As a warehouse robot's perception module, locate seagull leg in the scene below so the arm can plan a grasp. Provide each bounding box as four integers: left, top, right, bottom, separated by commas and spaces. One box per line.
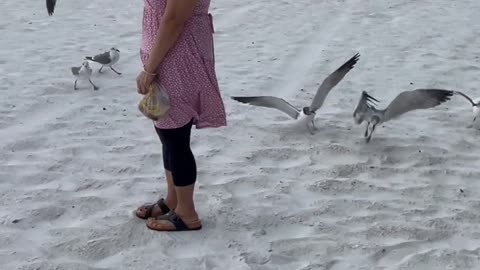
364, 122, 370, 137
307, 121, 315, 135
366, 131, 373, 143
365, 123, 376, 143
366, 134, 372, 143
110, 66, 122, 75
307, 119, 317, 135
89, 79, 99, 91
98, 66, 104, 73
74, 79, 78, 90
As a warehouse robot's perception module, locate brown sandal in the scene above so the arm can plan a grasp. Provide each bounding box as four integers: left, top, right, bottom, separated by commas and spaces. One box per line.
146, 210, 202, 231
135, 198, 171, 219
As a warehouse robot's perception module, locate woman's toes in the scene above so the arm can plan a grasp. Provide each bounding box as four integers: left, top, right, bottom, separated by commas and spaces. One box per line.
146, 218, 176, 231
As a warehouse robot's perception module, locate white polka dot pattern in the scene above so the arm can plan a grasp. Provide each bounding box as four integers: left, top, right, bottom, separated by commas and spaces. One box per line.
140, 0, 227, 129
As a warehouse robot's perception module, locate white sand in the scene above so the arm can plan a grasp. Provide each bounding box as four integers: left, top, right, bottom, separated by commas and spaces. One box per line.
2, 0, 480, 269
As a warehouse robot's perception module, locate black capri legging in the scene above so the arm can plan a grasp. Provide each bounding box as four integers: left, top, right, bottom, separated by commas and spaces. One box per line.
154, 119, 197, 187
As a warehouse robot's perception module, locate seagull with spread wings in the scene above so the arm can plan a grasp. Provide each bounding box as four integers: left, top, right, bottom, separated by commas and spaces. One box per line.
231, 53, 360, 134
353, 89, 454, 142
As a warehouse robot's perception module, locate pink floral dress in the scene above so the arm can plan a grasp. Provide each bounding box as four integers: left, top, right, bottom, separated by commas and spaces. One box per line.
140, 0, 227, 129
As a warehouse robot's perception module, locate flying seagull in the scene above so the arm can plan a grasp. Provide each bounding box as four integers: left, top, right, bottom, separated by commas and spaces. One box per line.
352, 89, 454, 143
71, 61, 99, 90
46, 0, 56, 15
231, 53, 360, 134
85, 48, 121, 75
453, 91, 480, 124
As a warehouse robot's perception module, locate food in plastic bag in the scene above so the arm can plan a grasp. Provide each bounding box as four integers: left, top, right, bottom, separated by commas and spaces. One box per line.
138, 80, 170, 121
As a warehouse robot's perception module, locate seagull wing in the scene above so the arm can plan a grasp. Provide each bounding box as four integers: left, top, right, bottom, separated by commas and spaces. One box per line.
382, 89, 454, 122
86, 51, 111, 64
454, 91, 476, 106
354, 90, 379, 115
231, 96, 300, 119
46, 0, 56, 15
309, 53, 360, 112
71, 66, 81, 75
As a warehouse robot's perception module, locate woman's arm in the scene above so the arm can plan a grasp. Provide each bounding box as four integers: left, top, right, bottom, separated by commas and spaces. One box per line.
143, 0, 198, 73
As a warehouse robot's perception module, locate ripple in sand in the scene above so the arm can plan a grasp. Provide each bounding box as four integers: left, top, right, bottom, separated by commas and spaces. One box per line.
11, 205, 66, 229
395, 248, 480, 270
49, 220, 154, 262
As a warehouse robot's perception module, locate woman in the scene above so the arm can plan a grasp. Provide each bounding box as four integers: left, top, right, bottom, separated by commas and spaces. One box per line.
135, 0, 226, 231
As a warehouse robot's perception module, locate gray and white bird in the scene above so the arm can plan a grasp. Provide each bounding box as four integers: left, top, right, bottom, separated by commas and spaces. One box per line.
453, 91, 480, 124
352, 89, 454, 143
46, 0, 56, 15
85, 48, 121, 75
71, 61, 99, 90
231, 53, 360, 134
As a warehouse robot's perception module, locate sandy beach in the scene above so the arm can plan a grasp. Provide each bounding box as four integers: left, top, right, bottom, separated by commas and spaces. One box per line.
1, 0, 480, 269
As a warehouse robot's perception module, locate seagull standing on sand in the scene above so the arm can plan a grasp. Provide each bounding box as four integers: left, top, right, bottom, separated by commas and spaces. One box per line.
231, 53, 360, 134
46, 0, 56, 15
453, 91, 480, 124
85, 48, 122, 75
71, 61, 99, 90
352, 89, 454, 142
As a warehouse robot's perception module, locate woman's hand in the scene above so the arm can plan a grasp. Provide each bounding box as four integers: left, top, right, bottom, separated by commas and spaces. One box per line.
137, 0, 197, 95
136, 69, 156, 95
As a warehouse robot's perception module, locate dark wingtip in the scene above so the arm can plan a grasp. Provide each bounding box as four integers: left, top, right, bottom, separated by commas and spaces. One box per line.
362, 90, 379, 103
435, 89, 455, 103
231, 96, 249, 103
336, 53, 361, 73
46, 0, 56, 16
347, 52, 361, 67
360, 91, 379, 110
352, 52, 361, 62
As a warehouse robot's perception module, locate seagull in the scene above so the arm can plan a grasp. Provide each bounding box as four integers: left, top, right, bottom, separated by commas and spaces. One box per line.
231, 53, 360, 134
453, 91, 480, 124
84, 48, 121, 75
71, 61, 99, 90
352, 89, 454, 143
46, 0, 56, 15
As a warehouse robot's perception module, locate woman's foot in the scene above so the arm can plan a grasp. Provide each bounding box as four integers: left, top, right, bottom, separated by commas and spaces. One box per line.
135, 198, 174, 219
146, 210, 202, 231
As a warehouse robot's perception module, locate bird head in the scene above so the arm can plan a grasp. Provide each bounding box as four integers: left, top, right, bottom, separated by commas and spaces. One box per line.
110, 47, 120, 53
352, 108, 366, 125
302, 107, 315, 116
82, 61, 90, 68
352, 112, 363, 124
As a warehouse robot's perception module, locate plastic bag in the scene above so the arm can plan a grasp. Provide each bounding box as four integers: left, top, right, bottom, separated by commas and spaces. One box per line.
138, 81, 170, 121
